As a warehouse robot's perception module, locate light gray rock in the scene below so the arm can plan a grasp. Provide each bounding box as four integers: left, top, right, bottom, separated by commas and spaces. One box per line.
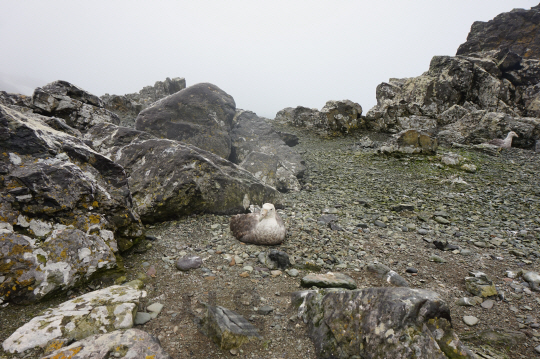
292, 287, 473, 358
198, 305, 261, 350
2, 281, 146, 353
301, 272, 357, 290
463, 316, 479, 326
366, 263, 409, 287
176, 256, 203, 271
523, 271, 540, 291
40, 329, 171, 359
134, 312, 152, 325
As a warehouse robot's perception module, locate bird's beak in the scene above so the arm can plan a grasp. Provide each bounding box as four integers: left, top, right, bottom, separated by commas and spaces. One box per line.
260, 209, 268, 218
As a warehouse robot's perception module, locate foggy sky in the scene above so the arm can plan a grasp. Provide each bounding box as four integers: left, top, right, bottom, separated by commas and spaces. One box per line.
1, 0, 538, 118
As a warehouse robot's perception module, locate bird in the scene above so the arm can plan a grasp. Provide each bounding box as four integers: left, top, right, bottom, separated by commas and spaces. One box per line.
230, 203, 286, 245
488, 131, 518, 148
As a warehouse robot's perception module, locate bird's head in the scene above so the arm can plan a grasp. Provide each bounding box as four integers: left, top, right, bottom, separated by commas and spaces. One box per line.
260, 203, 276, 220
508, 131, 519, 138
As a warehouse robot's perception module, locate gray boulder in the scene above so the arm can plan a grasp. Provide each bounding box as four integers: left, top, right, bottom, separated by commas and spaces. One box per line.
135, 82, 236, 159
40, 329, 171, 359
230, 110, 305, 192
31, 80, 120, 131
101, 77, 186, 127
2, 281, 145, 353
293, 287, 474, 359
378, 129, 438, 156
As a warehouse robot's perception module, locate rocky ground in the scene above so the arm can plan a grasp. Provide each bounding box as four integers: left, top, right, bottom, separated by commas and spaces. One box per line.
1, 126, 540, 359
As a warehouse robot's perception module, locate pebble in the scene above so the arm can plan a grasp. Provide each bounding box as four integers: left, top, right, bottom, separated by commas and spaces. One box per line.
147, 303, 164, 318
286, 269, 299, 277
463, 316, 479, 326
134, 312, 152, 325
176, 256, 203, 271
374, 220, 387, 228
242, 266, 254, 272
257, 305, 274, 315
434, 216, 450, 225
480, 299, 494, 309
460, 249, 473, 256
535, 345, 540, 354
430, 255, 446, 263
270, 270, 282, 277
405, 268, 418, 274
417, 228, 428, 235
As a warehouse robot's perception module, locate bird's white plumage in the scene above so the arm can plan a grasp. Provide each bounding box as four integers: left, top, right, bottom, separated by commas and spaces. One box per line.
230, 203, 286, 245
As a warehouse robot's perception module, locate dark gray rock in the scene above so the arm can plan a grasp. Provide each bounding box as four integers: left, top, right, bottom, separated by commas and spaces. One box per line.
30, 80, 120, 131
102, 77, 186, 127
135, 82, 236, 159
268, 250, 291, 270
176, 256, 203, 271
367, 263, 409, 287
456, 5, 540, 59
293, 287, 474, 359
198, 305, 261, 350
41, 329, 171, 359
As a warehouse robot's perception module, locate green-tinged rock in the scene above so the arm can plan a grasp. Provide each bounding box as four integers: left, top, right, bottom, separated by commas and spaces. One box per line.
301, 272, 357, 289
465, 271, 498, 298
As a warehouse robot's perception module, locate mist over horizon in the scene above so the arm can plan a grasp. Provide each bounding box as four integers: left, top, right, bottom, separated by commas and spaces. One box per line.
1, 0, 539, 118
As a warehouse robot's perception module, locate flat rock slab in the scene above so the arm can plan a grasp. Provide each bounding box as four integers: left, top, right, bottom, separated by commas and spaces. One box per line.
40, 329, 171, 359
301, 272, 357, 289
2, 281, 146, 353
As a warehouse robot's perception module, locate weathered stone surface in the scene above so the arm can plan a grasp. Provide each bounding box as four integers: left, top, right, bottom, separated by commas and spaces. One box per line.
293, 287, 473, 359
199, 305, 261, 350
275, 100, 363, 136
230, 110, 305, 192
301, 272, 357, 289
460, 329, 526, 349
102, 77, 186, 127
135, 82, 236, 159
40, 329, 171, 359
176, 255, 203, 271
31, 80, 120, 131
456, 5, 540, 59
0, 105, 144, 303
366, 263, 409, 287
465, 271, 498, 298
2, 281, 146, 353
523, 271, 540, 291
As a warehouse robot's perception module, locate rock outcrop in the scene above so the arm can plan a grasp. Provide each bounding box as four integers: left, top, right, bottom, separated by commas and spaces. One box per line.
275, 100, 363, 136
135, 82, 236, 159
101, 77, 186, 127
293, 287, 474, 359
0, 105, 145, 303
2, 281, 145, 353
230, 110, 306, 192
365, 5, 540, 150
456, 4, 540, 59
84, 122, 282, 223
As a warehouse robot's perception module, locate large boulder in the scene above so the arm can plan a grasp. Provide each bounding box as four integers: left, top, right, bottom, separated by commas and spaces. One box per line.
40, 329, 171, 359
293, 287, 474, 359
230, 110, 306, 192
275, 100, 363, 136
2, 281, 146, 353
84, 122, 282, 223
456, 4, 540, 59
0, 105, 145, 303
31, 80, 120, 131
101, 77, 186, 127
135, 82, 236, 159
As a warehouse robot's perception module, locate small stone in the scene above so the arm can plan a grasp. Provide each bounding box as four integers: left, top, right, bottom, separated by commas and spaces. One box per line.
135, 312, 152, 325
242, 266, 254, 272
301, 272, 357, 289
456, 297, 476, 306
430, 255, 446, 263
176, 256, 203, 271
374, 220, 387, 228
460, 249, 473, 256
147, 303, 164, 318
405, 268, 418, 274
434, 216, 450, 225
286, 269, 299, 277
481, 299, 494, 309
418, 228, 428, 235
535, 344, 540, 354
230, 348, 239, 356
114, 276, 127, 285
239, 272, 249, 278
463, 316, 479, 326
257, 305, 274, 315
270, 270, 282, 277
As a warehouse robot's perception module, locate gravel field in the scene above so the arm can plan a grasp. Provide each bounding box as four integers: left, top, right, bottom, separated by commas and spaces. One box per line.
1, 127, 540, 359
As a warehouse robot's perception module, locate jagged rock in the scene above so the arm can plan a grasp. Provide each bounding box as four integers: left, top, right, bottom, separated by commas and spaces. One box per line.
456, 4, 540, 59
523, 271, 540, 291
465, 271, 498, 298
31, 80, 120, 131
101, 77, 186, 127
275, 100, 363, 136
300, 272, 356, 289
2, 281, 146, 353
135, 82, 236, 159
199, 305, 261, 350
40, 329, 171, 359
0, 105, 145, 303
293, 287, 474, 359
378, 129, 438, 156
230, 110, 305, 192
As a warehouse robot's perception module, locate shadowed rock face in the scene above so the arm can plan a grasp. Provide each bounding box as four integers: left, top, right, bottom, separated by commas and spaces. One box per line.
457, 5, 540, 59
135, 82, 236, 159
293, 287, 474, 359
